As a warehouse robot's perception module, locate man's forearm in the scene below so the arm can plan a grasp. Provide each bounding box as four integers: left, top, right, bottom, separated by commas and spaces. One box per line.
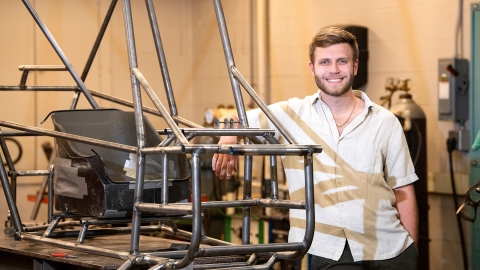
394, 184, 419, 245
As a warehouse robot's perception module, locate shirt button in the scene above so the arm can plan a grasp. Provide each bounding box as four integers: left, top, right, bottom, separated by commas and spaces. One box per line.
340, 204, 344, 208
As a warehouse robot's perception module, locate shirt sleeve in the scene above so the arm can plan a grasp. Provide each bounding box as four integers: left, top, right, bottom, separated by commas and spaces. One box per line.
383, 114, 419, 189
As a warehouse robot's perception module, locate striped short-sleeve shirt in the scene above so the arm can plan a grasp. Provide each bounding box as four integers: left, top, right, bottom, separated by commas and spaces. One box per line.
246, 90, 418, 261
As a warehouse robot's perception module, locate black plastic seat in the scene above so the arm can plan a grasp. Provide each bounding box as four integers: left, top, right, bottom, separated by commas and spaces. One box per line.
50, 109, 191, 218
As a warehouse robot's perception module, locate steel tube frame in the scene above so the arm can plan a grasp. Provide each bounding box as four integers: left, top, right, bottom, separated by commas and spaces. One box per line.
132, 67, 189, 145
0, 1, 323, 269
122, 0, 148, 256
0, 120, 137, 154
0, 140, 23, 234
0, 135, 18, 201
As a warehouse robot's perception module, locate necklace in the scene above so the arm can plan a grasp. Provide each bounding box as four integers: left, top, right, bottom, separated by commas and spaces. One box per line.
335, 98, 356, 128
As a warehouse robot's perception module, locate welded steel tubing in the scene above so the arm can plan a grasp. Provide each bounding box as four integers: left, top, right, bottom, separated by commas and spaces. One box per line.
301, 155, 315, 252
161, 154, 169, 205
164, 128, 275, 137
117, 259, 135, 270
81, 0, 117, 82
270, 156, 279, 199
10, 170, 50, 176
23, 220, 81, 232
89, 89, 164, 118
223, 144, 322, 156
43, 217, 61, 237
48, 169, 54, 223
158, 223, 233, 247
278, 155, 315, 260
172, 116, 204, 128
231, 66, 298, 144
159, 135, 176, 147
53, 87, 200, 128
0, 153, 23, 233
173, 150, 203, 269
0, 131, 37, 137
77, 223, 89, 244
76, 215, 194, 225
193, 262, 250, 270
145, 0, 178, 117
22, 230, 299, 265
135, 203, 192, 215
194, 243, 299, 257
160, 198, 306, 210
0, 136, 17, 200
0, 86, 77, 91
19, 65, 67, 88
132, 68, 189, 145
213, 0, 249, 128
21, 0, 99, 109
141, 145, 186, 155
26, 225, 166, 238
18, 65, 66, 88
18, 65, 67, 71
199, 198, 306, 209
123, 0, 148, 252
30, 163, 53, 220
0, 120, 136, 153
129, 152, 146, 255
22, 233, 131, 260
242, 155, 252, 245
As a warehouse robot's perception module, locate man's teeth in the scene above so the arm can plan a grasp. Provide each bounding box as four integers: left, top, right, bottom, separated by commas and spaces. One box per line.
327, 78, 342, 82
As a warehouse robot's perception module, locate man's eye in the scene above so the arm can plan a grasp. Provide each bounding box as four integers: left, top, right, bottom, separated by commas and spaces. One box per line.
339, 59, 348, 64
320, 61, 328, 65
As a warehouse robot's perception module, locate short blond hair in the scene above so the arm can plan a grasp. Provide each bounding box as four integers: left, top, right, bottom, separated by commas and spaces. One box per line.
309, 27, 359, 64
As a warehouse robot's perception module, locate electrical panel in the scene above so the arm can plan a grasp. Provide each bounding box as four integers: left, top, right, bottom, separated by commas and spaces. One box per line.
438, 58, 469, 122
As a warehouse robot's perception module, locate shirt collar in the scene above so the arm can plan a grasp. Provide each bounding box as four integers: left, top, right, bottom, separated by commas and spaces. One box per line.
311, 89, 375, 113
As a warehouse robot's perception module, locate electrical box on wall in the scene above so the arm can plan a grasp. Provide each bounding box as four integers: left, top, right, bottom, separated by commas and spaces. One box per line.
438, 58, 469, 122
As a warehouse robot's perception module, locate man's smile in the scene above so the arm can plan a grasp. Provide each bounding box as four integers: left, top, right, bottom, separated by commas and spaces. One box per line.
325, 78, 344, 83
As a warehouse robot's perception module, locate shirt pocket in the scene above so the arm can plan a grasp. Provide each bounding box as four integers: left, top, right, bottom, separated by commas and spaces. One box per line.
354, 144, 383, 174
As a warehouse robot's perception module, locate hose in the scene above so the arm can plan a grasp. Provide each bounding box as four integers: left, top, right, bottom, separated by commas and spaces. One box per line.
1, 138, 23, 166
446, 136, 468, 270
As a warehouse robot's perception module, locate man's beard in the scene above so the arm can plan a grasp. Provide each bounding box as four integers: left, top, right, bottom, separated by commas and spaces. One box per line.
314, 74, 354, 97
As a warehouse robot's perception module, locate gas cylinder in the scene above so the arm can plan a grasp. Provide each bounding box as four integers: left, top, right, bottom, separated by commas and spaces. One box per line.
390, 93, 429, 270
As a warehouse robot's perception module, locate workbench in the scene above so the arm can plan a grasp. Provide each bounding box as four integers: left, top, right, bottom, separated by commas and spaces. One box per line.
0, 232, 183, 269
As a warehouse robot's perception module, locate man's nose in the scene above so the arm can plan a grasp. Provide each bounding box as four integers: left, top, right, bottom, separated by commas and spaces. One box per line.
329, 63, 340, 73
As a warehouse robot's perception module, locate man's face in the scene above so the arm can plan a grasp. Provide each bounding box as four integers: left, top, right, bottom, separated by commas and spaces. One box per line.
309, 43, 358, 97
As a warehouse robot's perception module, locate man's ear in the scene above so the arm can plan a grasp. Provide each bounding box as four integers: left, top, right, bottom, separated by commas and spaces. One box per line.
353, 59, 359, 76
308, 62, 315, 75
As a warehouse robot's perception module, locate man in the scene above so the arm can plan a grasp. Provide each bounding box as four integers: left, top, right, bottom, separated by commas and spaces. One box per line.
212, 27, 419, 269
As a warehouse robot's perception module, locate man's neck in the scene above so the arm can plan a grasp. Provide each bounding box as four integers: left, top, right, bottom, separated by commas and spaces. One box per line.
319, 90, 356, 114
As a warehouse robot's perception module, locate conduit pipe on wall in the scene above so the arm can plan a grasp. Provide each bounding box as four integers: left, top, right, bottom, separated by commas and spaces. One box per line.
255, 0, 270, 105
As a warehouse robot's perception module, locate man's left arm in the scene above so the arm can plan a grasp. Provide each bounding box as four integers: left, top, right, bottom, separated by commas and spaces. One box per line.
393, 184, 418, 246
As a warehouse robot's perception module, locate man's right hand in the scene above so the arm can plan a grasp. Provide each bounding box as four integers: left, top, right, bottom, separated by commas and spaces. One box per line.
212, 136, 238, 179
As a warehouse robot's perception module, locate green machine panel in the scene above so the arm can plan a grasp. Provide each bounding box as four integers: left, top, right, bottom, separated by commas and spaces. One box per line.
471, 3, 480, 269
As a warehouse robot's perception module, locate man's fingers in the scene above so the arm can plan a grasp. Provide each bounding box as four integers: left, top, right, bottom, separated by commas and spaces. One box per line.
229, 158, 237, 173
212, 153, 218, 171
